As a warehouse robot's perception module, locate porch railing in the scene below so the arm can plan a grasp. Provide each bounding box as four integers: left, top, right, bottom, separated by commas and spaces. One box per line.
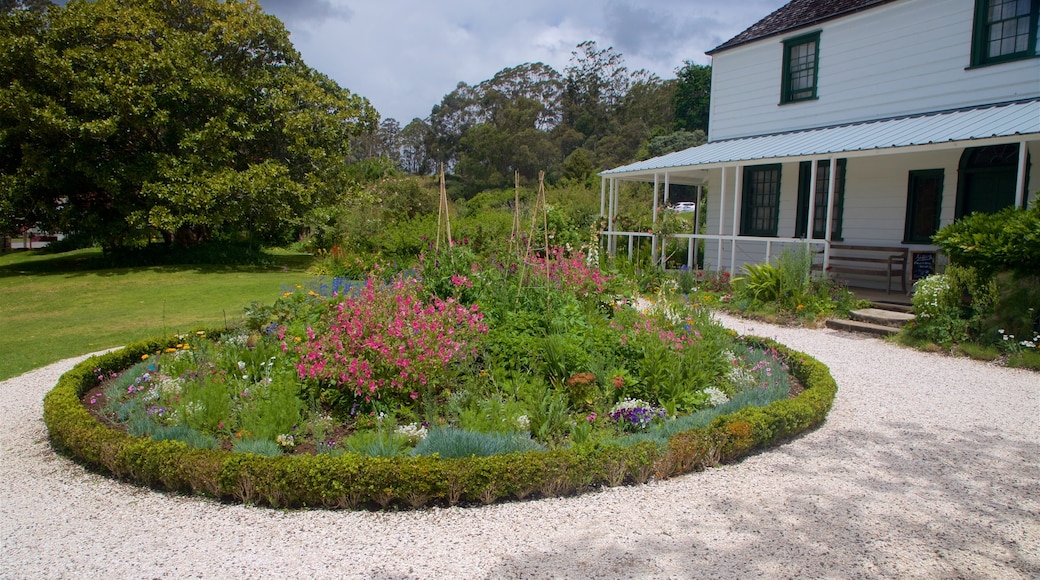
601, 230, 831, 273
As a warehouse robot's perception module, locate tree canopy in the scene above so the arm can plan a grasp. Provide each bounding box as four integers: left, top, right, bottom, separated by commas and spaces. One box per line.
0, 0, 377, 249
370, 42, 711, 196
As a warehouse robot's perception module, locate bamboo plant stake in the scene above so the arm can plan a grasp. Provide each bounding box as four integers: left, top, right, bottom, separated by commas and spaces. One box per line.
510, 170, 521, 259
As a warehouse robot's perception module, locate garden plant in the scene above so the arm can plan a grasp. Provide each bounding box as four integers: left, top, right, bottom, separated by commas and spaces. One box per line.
904, 203, 1040, 369
46, 244, 839, 509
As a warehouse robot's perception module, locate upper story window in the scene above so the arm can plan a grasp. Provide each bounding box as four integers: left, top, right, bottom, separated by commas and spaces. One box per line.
781, 31, 820, 104
971, 0, 1040, 66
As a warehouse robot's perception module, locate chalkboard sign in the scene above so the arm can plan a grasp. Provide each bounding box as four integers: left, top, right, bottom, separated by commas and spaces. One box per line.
911, 251, 936, 281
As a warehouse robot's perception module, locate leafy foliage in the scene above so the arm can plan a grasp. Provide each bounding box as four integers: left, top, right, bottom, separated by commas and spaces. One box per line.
730, 245, 858, 321
0, 0, 377, 250
46, 333, 835, 509
932, 204, 1040, 276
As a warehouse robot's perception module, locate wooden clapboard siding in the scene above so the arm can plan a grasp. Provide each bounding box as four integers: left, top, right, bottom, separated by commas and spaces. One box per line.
709, 0, 1040, 141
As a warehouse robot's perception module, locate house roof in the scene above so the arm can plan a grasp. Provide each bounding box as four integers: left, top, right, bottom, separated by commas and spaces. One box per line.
708, 0, 898, 54
601, 99, 1040, 180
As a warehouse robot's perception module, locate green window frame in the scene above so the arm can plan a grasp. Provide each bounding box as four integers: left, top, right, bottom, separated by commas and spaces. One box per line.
781, 31, 820, 104
740, 164, 782, 237
904, 169, 945, 244
970, 0, 1040, 66
795, 159, 846, 240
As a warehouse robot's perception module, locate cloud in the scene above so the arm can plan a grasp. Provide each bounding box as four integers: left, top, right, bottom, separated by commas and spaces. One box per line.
256, 0, 352, 26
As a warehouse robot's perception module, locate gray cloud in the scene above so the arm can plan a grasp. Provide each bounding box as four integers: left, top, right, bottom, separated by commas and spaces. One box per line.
257, 0, 352, 26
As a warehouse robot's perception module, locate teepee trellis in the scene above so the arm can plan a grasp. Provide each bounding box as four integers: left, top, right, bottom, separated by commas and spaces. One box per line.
516, 171, 551, 302
435, 163, 453, 252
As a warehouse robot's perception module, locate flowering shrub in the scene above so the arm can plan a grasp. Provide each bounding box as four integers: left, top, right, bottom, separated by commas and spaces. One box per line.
910, 273, 970, 345
295, 275, 488, 410
529, 246, 613, 296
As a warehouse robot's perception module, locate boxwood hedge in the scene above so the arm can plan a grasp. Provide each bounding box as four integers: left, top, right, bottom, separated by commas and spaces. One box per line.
44, 332, 836, 509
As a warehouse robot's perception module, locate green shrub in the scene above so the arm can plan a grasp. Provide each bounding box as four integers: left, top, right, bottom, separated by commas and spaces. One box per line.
910, 272, 970, 345
987, 272, 1040, 347
932, 204, 1040, 277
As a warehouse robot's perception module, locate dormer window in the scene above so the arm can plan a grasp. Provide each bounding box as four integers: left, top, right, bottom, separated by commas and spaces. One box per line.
781, 31, 820, 104
971, 0, 1040, 66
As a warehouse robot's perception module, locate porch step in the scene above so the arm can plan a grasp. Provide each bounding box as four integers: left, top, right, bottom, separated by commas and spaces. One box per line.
825, 318, 902, 337
868, 301, 914, 314
849, 307, 916, 328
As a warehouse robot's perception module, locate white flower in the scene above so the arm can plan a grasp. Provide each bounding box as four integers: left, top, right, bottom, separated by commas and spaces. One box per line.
704, 387, 730, 407
515, 415, 530, 431
395, 422, 428, 443
276, 433, 296, 449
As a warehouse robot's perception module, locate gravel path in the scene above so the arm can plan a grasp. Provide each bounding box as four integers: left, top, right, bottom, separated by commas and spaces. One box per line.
2, 316, 1038, 579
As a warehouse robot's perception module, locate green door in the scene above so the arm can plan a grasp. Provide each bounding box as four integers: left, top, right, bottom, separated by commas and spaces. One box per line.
957, 144, 1023, 218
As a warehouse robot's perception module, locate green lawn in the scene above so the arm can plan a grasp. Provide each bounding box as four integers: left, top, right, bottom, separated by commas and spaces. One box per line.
0, 248, 314, 381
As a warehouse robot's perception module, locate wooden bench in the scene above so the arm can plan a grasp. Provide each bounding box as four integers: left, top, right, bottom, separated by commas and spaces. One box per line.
814, 244, 908, 294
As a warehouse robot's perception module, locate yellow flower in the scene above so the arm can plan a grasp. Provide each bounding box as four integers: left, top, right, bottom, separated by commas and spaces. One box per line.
164, 347, 177, 353
141, 354, 149, 360
308, 290, 319, 297
796, 304, 805, 310
282, 291, 292, 298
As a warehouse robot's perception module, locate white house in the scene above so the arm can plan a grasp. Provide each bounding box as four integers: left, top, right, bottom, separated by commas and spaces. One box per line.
600, 0, 1040, 291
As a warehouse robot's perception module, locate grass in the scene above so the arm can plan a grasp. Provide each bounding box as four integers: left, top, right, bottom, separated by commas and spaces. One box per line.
0, 247, 314, 381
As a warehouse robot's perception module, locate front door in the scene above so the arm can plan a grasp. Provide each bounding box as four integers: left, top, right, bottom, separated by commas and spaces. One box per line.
957, 144, 1022, 218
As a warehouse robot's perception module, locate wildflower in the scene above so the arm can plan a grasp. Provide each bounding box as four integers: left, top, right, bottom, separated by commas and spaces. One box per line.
141, 354, 149, 360
586, 412, 597, 423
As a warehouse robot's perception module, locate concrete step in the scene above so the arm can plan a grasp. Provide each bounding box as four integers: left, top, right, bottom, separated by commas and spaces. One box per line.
850, 307, 916, 328
869, 301, 914, 314
825, 318, 902, 337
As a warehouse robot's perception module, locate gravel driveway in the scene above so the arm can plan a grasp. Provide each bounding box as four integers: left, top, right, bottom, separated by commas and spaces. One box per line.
2, 315, 1038, 579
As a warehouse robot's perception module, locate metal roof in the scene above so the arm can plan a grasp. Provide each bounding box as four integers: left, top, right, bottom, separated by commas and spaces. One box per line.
602, 99, 1040, 179
708, 0, 896, 55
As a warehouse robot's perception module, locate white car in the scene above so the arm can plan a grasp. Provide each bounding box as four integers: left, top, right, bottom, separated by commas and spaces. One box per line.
672, 202, 696, 213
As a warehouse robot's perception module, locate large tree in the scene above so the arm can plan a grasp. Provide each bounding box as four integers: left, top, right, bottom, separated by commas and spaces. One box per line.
673, 60, 711, 133
0, 0, 377, 250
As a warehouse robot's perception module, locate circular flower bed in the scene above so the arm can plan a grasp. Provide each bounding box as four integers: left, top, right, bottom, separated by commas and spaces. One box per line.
43, 248, 837, 509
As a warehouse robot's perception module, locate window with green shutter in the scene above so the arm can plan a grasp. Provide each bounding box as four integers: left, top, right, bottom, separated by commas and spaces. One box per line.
971, 0, 1040, 66
740, 164, 782, 237
781, 32, 820, 104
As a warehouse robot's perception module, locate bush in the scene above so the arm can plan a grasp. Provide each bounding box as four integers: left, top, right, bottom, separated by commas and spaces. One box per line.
932, 204, 1040, 277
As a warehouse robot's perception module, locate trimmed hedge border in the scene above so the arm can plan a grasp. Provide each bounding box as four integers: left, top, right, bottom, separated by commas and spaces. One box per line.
43, 332, 837, 509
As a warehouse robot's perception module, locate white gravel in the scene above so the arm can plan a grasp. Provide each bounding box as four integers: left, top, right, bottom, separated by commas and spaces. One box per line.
2, 316, 1039, 579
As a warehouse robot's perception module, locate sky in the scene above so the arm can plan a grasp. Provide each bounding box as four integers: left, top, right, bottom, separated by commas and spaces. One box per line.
256, 0, 789, 124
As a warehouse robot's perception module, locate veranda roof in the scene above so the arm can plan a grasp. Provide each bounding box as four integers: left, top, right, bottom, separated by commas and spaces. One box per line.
601, 98, 1040, 180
